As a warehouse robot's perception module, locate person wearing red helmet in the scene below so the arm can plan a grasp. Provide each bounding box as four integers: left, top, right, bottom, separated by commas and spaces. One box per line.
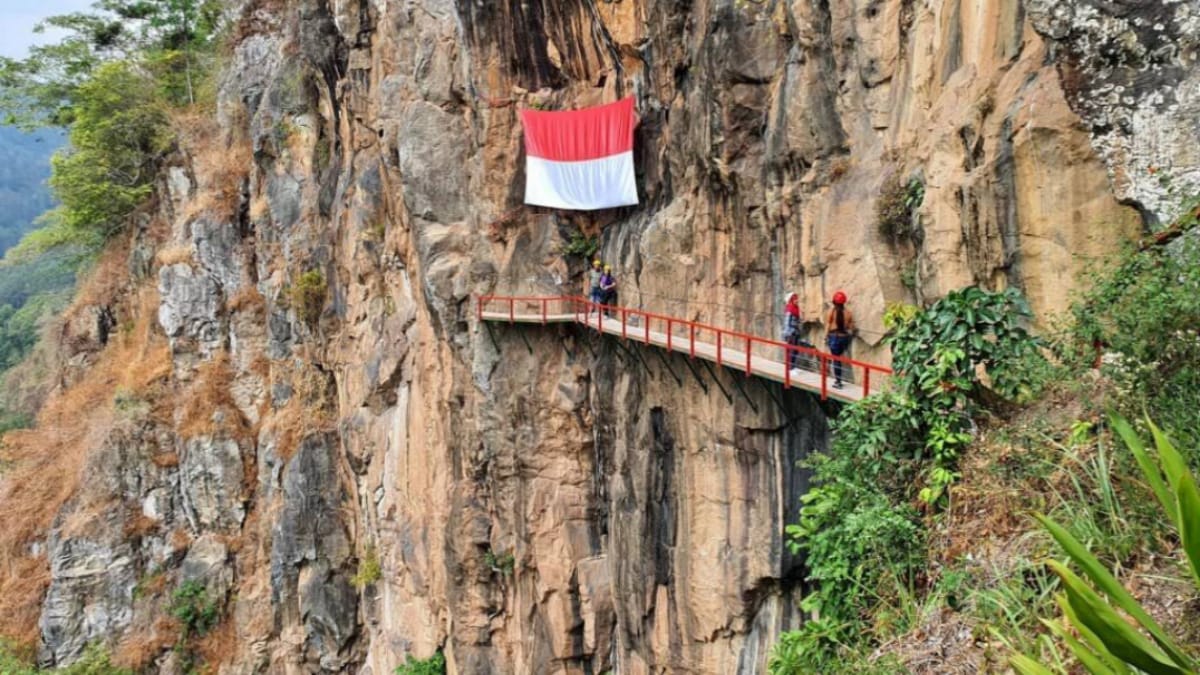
825, 291, 855, 388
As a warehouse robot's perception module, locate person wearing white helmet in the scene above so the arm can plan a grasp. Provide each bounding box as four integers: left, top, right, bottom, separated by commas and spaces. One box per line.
782, 291, 803, 371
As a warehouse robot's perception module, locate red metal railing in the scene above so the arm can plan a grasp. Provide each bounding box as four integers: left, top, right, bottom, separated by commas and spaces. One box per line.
477, 295, 892, 400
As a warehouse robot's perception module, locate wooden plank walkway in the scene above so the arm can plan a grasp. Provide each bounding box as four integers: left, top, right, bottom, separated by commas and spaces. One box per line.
479, 297, 890, 403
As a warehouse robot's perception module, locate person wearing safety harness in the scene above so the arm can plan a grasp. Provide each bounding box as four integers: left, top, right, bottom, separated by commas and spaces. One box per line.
782, 292, 804, 371
825, 291, 855, 388
587, 259, 604, 311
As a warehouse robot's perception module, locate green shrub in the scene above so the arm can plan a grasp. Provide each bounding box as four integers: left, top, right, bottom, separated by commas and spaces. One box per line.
291, 270, 327, 328
563, 233, 599, 259
483, 549, 515, 575
1063, 236, 1200, 453
169, 580, 220, 639
394, 651, 446, 675
352, 543, 382, 589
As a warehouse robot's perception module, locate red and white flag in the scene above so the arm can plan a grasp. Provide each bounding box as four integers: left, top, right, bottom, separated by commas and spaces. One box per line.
520, 98, 639, 210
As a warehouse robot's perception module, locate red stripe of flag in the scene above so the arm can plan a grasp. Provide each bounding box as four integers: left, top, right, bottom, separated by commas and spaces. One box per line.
520, 98, 636, 162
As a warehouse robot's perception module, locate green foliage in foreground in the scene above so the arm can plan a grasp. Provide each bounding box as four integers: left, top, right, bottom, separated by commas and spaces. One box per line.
394, 651, 446, 675
0, 641, 130, 674
1015, 415, 1200, 675
773, 287, 1047, 673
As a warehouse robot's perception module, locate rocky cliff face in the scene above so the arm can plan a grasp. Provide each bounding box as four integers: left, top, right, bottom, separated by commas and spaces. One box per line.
1, 0, 1197, 673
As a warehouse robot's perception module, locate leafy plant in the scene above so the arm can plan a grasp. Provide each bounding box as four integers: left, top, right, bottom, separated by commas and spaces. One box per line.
483, 549, 515, 576
352, 543, 383, 589
394, 651, 446, 675
1013, 415, 1200, 674
563, 233, 599, 259
1063, 235, 1200, 452
169, 580, 220, 639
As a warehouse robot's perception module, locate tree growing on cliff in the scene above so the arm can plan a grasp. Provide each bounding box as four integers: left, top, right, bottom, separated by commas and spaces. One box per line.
0, 0, 225, 259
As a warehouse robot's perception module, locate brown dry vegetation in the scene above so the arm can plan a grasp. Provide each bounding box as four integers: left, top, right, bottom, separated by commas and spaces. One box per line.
0, 284, 171, 648
174, 111, 252, 223
262, 359, 336, 460
226, 285, 266, 316
113, 615, 180, 671
177, 352, 252, 442
156, 244, 195, 266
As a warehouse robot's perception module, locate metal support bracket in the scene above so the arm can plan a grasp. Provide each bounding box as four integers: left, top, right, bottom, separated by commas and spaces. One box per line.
756, 377, 792, 424
699, 359, 733, 404
726, 364, 760, 414
517, 325, 534, 355
612, 336, 656, 380
652, 347, 684, 388
484, 321, 500, 352
680, 354, 709, 395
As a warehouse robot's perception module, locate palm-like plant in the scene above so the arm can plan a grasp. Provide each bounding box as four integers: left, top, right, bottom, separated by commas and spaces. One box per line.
1013, 415, 1200, 675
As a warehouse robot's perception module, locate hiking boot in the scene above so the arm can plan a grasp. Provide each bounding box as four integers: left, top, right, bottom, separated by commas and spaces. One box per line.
833, 381, 844, 389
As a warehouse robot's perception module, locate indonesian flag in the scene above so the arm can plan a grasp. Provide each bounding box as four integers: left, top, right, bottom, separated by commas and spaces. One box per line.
520, 98, 639, 210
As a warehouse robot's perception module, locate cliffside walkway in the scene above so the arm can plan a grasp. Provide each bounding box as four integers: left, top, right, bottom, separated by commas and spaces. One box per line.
477, 295, 892, 403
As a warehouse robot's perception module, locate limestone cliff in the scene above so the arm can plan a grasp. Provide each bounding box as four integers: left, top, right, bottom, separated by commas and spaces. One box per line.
0, 0, 1197, 673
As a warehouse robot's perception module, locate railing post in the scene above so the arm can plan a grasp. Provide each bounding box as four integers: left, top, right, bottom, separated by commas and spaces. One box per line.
820, 355, 828, 400
596, 302, 602, 332
863, 367, 871, 398
667, 319, 672, 352
509, 297, 514, 323
690, 323, 696, 359
785, 348, 791, 389
542, 298, 547, 325
622, 309, 627, 340
745, 337, 752, 377
644, 313, 650, 344
717, 332, 723, 367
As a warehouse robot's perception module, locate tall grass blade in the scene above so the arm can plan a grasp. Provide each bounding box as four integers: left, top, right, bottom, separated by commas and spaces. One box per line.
1056, 562, 1185, 672
1177, 472, 1200, 589
1111, 414, 1176, 528
1043, 618, 1120, 675
1059, 596, 1130, 674
1036, 515, 1188, 665
1147, 418, 1189, 498
1052, 562, 1187, 675
1012, 653, 1058, 675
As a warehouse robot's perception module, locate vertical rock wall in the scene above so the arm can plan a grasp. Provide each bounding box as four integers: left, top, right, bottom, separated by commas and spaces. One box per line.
3, 0, 1197, 673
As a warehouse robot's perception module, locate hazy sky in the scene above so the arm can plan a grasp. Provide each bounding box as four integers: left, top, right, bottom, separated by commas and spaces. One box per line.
0, 0, 95, 59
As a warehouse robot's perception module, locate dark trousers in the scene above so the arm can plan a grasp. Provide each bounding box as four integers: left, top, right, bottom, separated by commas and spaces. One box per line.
827, 333, 851, 383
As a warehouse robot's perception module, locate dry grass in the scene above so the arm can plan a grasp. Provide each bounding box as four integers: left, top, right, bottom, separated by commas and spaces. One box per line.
113, 615, 179, 671
194, 615, 239, 669
174, 111, 252, 223
225, 285, 265, 316
0, 284, 171, 647
177, 353, 251, 442
151, 451, 180, 468
262, 360, 336, 460
70, 233, 134, 311
156, 244, 195, 266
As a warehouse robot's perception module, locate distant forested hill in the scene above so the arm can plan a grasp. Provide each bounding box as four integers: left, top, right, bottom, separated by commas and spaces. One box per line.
0, 125, 60, 255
